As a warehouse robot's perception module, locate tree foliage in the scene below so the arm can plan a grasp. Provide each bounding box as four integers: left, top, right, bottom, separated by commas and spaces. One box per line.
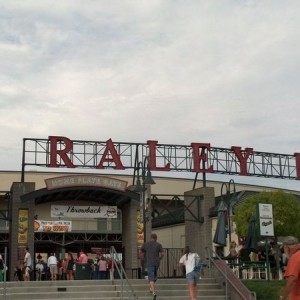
233, 190, 300, 239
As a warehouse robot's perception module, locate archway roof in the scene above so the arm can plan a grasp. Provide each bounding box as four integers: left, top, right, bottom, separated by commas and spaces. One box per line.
20, 186, 139, 207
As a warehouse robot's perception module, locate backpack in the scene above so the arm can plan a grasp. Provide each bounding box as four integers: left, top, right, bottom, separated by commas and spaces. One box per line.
193, 255, 203, 273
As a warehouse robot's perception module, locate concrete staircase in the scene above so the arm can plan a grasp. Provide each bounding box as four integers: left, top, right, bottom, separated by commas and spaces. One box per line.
0, 278, 227, 300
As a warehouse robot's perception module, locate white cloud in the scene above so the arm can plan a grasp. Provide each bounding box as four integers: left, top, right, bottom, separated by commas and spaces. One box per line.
0, 1, 300, 191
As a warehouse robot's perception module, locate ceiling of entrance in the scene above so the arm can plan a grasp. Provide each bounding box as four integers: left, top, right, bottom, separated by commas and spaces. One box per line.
21, 186, 139, 207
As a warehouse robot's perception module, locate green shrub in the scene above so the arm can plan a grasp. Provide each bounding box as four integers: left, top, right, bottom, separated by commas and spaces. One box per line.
243, 280, 285, 300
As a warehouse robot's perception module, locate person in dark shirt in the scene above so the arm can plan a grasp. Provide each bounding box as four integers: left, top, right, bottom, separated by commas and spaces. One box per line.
140, 233, 164, 300
14, 266, 23, 281
238, 244, 251, 262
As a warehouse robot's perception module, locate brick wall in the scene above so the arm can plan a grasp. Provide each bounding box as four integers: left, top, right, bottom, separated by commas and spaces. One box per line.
184, 187, 215, 260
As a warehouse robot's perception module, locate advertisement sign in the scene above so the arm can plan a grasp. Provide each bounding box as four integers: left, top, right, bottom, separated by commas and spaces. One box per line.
137, 210, 144, 246
18, 209, 28, 244
51, 205, 117, 218
91, 247, 109, 255
45, 175, 128, 191
257, 203, 274, 237
34, 220, 72, 232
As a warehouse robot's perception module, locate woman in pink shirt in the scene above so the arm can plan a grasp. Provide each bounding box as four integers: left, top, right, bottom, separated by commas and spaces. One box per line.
78, 250, 88, 264
97, 256, 107, 280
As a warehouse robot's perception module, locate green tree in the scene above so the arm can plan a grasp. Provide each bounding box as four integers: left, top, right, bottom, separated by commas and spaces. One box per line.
234, 190, 300, 278
233, 190, 300, 239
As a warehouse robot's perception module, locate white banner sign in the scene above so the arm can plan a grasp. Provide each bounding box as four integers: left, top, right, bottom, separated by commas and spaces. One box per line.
51, 205, 118, 218
258, 203, 274, 237
34, 220, 72, 232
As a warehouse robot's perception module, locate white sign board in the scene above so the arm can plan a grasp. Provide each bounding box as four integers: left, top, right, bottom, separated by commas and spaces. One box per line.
51, 205, 118, 218
34, 220, 72, 232
258, 203, 274, 237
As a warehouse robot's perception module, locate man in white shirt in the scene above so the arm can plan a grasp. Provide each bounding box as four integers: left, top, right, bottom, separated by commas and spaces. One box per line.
47, 253, 58, 281
23, 247, 32, 281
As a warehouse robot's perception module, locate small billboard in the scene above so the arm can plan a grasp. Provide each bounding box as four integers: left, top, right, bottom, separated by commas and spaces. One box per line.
257, 203, 274, 237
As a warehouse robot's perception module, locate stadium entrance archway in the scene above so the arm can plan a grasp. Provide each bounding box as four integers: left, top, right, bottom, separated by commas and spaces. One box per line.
8, 175, 142, 281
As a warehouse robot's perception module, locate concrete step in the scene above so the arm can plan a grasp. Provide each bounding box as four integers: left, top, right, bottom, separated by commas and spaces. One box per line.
4, 298, 227, 300
0, 278, 227, 300
2, 277, 217, 287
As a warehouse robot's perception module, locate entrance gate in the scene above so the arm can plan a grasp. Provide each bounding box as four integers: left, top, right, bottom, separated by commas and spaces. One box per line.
159, 248, 184, 278
7, 179, 142, 281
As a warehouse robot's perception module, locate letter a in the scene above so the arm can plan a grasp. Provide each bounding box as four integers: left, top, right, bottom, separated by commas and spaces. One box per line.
97, 139, 125, 170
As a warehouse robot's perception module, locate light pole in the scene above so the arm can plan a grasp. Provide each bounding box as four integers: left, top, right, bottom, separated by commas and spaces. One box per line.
130, 156, 156, 243
220, 179, 236, 244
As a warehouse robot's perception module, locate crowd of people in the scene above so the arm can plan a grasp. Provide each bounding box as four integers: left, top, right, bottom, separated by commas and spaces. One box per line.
3, 233, 300, 300
0, 234, 201, 300
12, 247, 114, 281
223, 240, 288, 280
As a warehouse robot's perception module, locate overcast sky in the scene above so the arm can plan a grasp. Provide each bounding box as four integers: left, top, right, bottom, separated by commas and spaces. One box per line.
1, 1, 300, 190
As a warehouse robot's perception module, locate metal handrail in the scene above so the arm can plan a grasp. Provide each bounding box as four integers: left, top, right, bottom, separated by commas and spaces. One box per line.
205, 247, 256, 300
110, 246, 139, 300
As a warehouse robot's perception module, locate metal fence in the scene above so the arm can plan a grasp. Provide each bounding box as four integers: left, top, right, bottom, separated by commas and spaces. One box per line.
158, 248, 184, 278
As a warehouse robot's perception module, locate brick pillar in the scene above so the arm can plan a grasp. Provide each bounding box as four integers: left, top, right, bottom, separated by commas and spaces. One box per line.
184, 187, 215, 260
121, 198, 140, 278
9, 182, 35, 281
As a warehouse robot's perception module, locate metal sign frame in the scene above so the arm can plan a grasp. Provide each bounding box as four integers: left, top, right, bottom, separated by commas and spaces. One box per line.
21, 137, 300, 182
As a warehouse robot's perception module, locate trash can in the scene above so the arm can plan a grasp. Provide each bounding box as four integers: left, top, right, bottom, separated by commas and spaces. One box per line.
75, 263, 91, 280
114, 268, 120, 279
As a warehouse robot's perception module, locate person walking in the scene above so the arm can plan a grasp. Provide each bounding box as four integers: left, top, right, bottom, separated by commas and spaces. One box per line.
0, 256, 4, 282
140, 233, 164, 300
47, 253, 58, 281
107, 258, 113, 279
179, 246, 201, 300
279, 236, 300, 300
61, 258, 67, 280
228, 241, 238, 258
23, 247, 32, 281
78, 250, 88, 263
14, 265, 23, 281
35, 259, 44, 281
66, 252, 74, 280
98, 256, 107, 280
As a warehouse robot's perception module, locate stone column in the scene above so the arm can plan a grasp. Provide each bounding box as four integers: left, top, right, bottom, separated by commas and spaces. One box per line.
121, 198, 140, 278
9, 182, 35, 281
184, 187, 215, 260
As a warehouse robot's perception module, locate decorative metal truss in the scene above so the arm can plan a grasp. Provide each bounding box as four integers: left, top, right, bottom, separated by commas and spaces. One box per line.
34, 232, 122, 246
0, 226, 122, 245
151, 194, 204, 225
22, 137, 300, 182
